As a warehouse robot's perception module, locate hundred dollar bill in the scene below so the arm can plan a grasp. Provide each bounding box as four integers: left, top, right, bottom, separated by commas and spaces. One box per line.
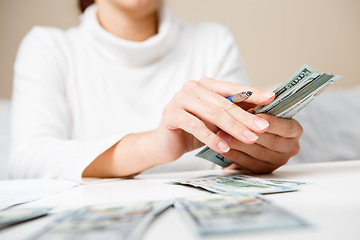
174, 194, 308, 235
263, 73, 335, 116
0, 208, 51, 230
196, 64, 341, 167
32, 200, 172, 240
275, 74, 341, 118
195, 147, 233, 167
170, 174, 299, 195
258, 72, 321, 114
256, 64, 317, 113
266, 179, 307, 187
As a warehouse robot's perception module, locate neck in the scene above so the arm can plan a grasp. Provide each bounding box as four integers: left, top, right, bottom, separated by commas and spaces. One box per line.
96, 2, 158, 42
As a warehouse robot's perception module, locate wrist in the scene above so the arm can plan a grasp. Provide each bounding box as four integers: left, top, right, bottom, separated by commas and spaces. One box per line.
137, 129, 167, 167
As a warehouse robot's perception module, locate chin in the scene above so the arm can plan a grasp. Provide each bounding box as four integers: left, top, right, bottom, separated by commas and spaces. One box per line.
109, 0, 163, 13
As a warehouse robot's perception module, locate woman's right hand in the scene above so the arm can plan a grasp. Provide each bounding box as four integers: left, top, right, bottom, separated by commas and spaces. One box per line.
84, 77, 276, 178
150, 77, 275, 165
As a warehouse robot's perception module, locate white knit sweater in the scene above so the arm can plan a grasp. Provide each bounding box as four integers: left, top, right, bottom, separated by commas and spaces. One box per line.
9, 4, 248, 182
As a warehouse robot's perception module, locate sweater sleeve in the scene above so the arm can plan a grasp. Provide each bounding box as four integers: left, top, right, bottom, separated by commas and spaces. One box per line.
8, 27, 123, 183
212, 24, 250, 86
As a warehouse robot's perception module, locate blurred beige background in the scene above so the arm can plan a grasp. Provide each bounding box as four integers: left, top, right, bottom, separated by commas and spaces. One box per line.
0, 0, 359, 99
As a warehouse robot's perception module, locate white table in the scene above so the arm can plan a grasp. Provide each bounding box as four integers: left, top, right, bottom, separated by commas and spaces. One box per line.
1, 160, 360, 240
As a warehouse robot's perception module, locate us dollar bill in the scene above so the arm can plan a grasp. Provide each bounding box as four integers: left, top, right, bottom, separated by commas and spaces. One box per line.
196, 64, 341, 167
195, 146, 233, 167
32, 200, 173, 240
0, 208, 51, 230
174, 194, 308, 235
255, 64, 317, 114
257, 72, 321, 114
170, 174, 300, 195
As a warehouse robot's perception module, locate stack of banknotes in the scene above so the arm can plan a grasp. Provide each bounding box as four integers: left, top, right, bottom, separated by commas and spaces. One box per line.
196, 64, 342, 167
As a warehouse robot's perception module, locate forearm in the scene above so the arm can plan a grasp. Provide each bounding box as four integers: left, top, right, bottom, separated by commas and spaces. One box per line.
82, 130, 161, 178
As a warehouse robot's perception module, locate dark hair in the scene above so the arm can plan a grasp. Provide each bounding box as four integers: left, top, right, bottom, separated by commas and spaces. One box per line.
79, 0, 95, 13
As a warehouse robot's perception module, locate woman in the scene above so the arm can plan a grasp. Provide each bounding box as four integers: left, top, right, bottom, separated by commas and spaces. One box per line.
8, 0, 303, 182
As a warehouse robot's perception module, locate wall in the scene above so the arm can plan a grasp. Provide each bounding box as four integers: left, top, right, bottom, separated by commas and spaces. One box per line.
0, 0, 359, 99
0, 0, 80, 99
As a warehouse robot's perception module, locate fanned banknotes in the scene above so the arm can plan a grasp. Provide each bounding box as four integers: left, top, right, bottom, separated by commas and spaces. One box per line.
196, 64, 341, 167
174, 194, 308, 235
32, 200, 173, 240
170, 174, 303, 195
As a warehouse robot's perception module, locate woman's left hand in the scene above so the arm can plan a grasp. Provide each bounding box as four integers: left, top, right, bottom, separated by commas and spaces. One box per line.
219, 113, 303, 173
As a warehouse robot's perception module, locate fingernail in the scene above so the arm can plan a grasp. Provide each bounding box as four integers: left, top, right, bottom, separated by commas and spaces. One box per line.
218, 141, 230, 153
262, 91, 275, 99
243, 130, 258, 141
254, 118, 269, 131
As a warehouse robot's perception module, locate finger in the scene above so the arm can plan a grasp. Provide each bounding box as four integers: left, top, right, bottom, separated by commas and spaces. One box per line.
225, 162, 254, 175
183, 81, 270, 134
180, 83, 259, 143
230, 140, 288, 167
256, 132, 301, 155
237, 102, 256, 112
197, 77, 275, 105
257, 114, 304, 138
169, 109, 230, 153
221, 149, 278, 174
218, 130, 289, 167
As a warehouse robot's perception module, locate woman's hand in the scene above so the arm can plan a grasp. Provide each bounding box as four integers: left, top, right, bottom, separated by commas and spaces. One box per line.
220, 114, 303, 173
84, 77, 302, 178
151, 77, 276, 165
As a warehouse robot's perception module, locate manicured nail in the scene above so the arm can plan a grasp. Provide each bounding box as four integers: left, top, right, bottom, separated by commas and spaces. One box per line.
218, 141, 230, 153
254, 118, 269, 131
243, 130, 259, 141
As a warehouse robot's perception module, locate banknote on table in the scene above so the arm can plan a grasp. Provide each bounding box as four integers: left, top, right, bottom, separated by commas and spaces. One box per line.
0, 208, 51, 230
196, 64, 342, 167
170, 174, 302, 195
32, 200, 172, 240
267, 179, 307, 187
174, 194, 308, 235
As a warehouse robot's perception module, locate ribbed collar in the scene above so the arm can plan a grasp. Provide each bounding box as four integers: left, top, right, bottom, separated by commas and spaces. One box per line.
80, 4, 180, 66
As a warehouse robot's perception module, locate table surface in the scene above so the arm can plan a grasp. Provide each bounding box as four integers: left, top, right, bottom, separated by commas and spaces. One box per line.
1, 160, 360, 240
